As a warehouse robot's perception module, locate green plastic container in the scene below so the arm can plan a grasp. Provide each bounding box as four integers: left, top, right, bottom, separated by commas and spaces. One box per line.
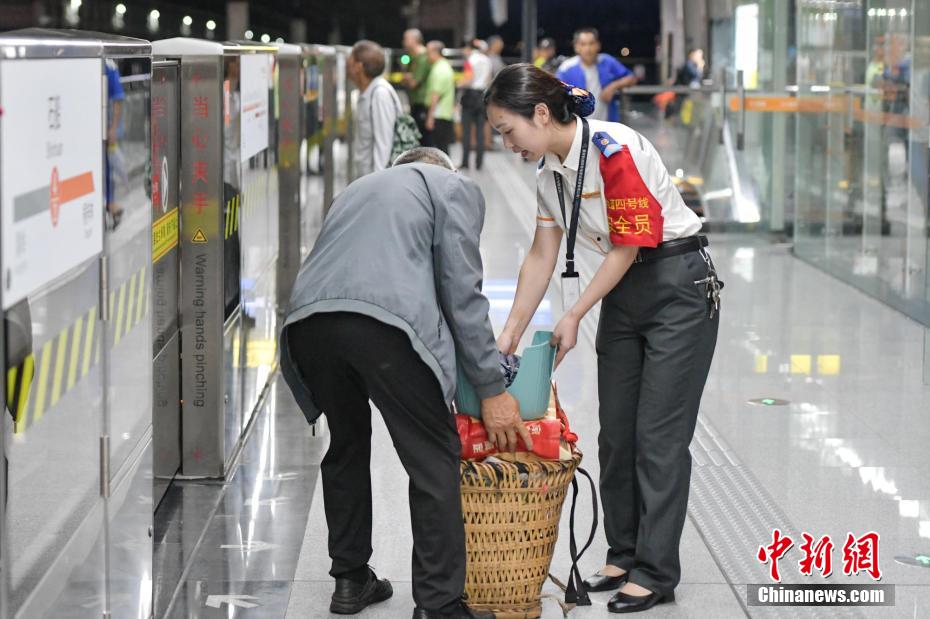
455, 330, 556, 420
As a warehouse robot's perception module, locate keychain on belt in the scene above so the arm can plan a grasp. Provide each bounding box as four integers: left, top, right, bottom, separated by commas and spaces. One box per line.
694, 247, 723, 319
553, 118, 590, 313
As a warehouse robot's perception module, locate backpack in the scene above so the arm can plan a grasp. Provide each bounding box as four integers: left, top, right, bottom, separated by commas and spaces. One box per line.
371, 81, 422, 166
389, 112, 422, 164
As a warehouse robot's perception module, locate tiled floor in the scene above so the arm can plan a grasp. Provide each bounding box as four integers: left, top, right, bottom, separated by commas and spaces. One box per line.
154, 145, 930, 618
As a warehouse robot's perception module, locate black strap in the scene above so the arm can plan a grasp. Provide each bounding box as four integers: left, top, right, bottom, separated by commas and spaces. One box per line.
552, 117, 590, 278
565, 466, 598, 606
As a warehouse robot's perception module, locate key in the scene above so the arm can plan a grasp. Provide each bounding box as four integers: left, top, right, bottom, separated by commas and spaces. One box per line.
703, 279, 713, 319
710, 279, 721, 318
702, 271, 720, 319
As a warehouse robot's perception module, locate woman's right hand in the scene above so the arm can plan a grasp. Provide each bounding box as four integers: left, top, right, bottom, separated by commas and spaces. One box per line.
497, 329, 519, 355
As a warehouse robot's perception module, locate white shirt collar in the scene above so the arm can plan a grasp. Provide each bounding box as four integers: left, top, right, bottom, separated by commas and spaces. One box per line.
542, 115, 584, 174
358, 76, 385, 98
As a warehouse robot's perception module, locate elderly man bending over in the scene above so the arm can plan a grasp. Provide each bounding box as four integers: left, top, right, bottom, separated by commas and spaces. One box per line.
280, 147, 530, 619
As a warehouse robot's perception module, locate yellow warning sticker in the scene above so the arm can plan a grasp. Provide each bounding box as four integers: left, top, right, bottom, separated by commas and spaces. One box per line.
152, 208, 179, 263
6, 264, 150, 435
192, 229, 208, 243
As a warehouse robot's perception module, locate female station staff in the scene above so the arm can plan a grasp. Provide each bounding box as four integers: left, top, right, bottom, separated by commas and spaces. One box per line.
485, 64, 720, 613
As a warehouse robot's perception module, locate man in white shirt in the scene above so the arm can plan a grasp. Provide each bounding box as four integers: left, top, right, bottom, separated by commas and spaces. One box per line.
459, 39, 493, 170
349, 40, 400, 177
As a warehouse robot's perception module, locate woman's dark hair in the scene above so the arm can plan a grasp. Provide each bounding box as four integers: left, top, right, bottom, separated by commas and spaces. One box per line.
484, 63, 589, 124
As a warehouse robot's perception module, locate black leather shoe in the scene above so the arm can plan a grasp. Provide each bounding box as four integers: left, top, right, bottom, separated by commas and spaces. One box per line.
412, 600, 495, 618
607, 590, 675, 613
330, 568, 393, 614
583, 570, 629, 592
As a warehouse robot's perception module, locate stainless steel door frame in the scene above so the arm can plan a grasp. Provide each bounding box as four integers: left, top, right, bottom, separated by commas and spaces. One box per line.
274, 44, 303, 312
153, 39, 228, 479
0, 29, 108, 619
153, 39, 279, 479
226, 42, 278, 443
0, 71, 7, 616
297, 44, 331, 256
151, 59, 181, 508
100, 40, 155, 619
322, 49, 338, 214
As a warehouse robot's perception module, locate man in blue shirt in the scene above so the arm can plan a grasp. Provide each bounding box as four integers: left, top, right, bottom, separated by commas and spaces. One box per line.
105, 59, 126, 228
557, 27, 636, 122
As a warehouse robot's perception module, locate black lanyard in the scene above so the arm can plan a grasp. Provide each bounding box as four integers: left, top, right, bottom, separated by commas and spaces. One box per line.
552, 117, 590, 278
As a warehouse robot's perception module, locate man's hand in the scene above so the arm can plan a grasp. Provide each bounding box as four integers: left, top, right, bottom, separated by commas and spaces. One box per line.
425, 115, 435, 131
599, 87, 616, 103
551, 312, 580, 368
480, 391, 533, 453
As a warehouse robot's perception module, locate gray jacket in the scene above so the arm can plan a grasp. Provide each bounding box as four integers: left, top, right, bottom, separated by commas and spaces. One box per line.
280, 163, 505, 425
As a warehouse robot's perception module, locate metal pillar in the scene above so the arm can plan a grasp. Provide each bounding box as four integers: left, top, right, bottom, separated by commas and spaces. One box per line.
226, 1, 249, 40
464, 0, 477, 43
660, 0, 685, 82
683, 0, 708, 56
275, 44, 303, 310
769, 0, 789, 233
521, 0, 537, 64
291, 18, 307, 43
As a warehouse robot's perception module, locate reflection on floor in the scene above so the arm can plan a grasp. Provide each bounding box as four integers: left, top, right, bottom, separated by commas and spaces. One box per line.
154, 147, 930, 618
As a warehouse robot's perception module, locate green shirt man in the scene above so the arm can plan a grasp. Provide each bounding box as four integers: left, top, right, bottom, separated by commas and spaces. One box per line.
408, 52, 431, 106
425, 56, 455, 122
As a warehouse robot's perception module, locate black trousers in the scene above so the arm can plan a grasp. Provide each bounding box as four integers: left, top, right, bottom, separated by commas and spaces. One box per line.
411, 103, 428, 141
595, 249, 719, 595
287, 312, 465, 613
459, 90, 485, 168
426, 119, 454, 156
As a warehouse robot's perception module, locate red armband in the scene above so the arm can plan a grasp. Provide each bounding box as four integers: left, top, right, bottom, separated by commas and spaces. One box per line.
599, 144, 664, 248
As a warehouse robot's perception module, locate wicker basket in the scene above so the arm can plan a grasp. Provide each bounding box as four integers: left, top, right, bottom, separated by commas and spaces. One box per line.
460, 451, 582, 619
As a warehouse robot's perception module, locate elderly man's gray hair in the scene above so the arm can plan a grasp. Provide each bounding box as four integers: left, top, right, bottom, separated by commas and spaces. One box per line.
392, 147, 456, 170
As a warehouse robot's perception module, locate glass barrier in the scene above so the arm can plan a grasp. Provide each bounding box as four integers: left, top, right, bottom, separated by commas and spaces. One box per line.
795, 0, 930, 327
105, 56, 154, 482
619, 82, 786, 230
622, 2, 930, 334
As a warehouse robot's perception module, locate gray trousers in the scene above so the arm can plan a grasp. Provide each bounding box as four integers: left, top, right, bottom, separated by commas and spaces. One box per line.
596, 248, 719, 595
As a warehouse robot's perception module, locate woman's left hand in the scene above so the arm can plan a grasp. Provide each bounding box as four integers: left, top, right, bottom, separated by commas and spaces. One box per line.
551, 313, 580, 368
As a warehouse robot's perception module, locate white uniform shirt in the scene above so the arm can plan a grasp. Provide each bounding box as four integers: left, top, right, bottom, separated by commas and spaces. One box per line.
353, 77, 400, 177
467, 50, 493, 91
582, 64, 608, 121
535, 116, 701, 255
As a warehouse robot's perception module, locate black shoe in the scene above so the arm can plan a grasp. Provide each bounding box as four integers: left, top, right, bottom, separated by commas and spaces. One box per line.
459, 162, 469, 169
412, 600, 495, 619
583, 570, 629, 592
607, 590, 675, 613
330, 568, 393, 614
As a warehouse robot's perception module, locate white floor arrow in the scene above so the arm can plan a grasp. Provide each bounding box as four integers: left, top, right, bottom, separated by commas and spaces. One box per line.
244, 496, 291, 507
220, 540, 279, 552
205, 594, 260, 609
263, 472, 299, 481
79, 593, 135, 609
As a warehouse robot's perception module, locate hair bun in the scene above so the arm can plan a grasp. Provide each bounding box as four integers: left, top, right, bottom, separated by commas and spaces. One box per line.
562, 83, 596, 118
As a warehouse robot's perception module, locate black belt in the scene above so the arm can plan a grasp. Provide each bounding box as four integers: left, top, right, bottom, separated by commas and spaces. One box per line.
633, 235, 708, 264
